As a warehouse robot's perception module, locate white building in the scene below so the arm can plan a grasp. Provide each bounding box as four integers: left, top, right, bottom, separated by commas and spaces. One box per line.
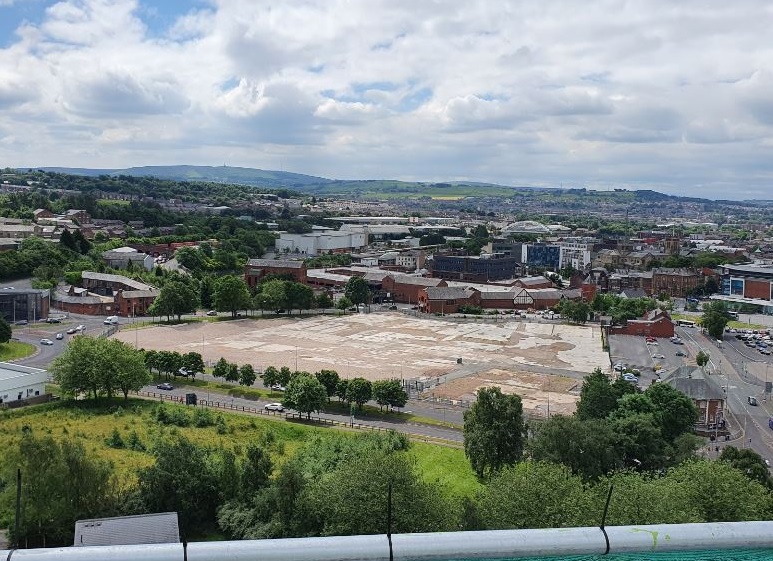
0, 362, 48, 404
276, 230, 368, 256
558, 237, 596, 271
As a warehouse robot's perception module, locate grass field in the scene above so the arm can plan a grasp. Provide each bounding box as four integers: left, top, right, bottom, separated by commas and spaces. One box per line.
0, 341, 36, 361
0, 398, 476, 496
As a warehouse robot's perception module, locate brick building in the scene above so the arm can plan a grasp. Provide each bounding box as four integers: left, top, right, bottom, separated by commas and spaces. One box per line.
662, 366, 725, 430
244, 259, 307, 289
651, 268, 701, 298
418, 287, 480, 314
608, 309, 675, 338
382, 275, 447, 305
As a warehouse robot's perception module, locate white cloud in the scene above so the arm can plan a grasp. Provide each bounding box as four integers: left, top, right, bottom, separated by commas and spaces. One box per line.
1, 0, 773, 198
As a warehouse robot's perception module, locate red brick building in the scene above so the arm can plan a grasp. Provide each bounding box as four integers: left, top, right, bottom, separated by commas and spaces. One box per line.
382, 275, 447, 305
609, 309, 675, 338
419, 287, 480, 314
244, 259, 307, 289
651, 268, 701, 298
662, 366, 726, 430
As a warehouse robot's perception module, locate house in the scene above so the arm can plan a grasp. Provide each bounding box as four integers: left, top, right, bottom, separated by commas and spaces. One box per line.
244, 259, 307, 289
512, 276, 555, 290
64, 209, 91, 224
115, 289, 160, 317
33, 208, 54, 220
0, 362, 49, 406
81, 272, 154, 296
419, 287, 480, 314
609, 309, 675, 338
102, 247, 155, 271
382, 275, 447, 305
661, 366, 726, 431
75, 513, 180, 547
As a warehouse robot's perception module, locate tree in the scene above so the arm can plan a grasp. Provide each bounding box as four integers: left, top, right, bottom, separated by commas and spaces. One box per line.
315, 369, 340, 401
528, 416, 621, 480
240, 444, 274, 500
258, 279, 287, 312
261, 365, 279, 388
213, 357, 230, 380
134, 436, 221, 536
147, 279, 199, 321
0, 317, 11, 344
285, 282, 314, 314
301, 451, 453, 536
559, 300, 590, 323
239, 364, 257, 387
181, 351, 205, 378
346, 377, 372, 410
50, 336, 150, 400
696, 350, 710, 368
344, 276, 370, 306
335, 379, 349, 403
336, 296, 353, 312
478, 461, 586, 529
575, 368, 618, 420
316, 292, 334, 309
214, 275, 251, 317
463, 386, 525, 479
644, 382, 698, 441
0, 433, 116, 547
719, 447, 773, 489
701, 300, 729, 339
283, 373, 327, 419
372, 379, 408, 410
225, 362, 240, 383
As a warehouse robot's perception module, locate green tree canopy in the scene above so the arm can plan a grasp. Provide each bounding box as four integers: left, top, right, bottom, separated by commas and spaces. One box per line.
213, 275, 251, 317
346, 377, 372, 410
463, 386, 525, 479
283, 373, 327, 419
315, 369, 340, 401
701, 300, 729, 340
0, 317, 11, 344
575, 368, 618, 421
344, 276, 370, 305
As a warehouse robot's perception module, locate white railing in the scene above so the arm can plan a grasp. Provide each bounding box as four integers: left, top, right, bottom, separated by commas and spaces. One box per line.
2, 521, 773, 560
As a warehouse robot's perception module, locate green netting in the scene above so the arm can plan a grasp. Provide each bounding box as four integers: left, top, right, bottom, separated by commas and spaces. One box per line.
440, 549, 773, 561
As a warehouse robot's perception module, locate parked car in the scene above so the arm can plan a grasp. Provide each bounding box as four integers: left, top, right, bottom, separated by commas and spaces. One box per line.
645, 336, 656, 343
206, 310, 218, 316
264, 402, 285, 412
653, 354, 665, 359
156, 382, 174, 391
66, 327, 77, 334
388, 305, 398, 310
271, 384, 286, 392
45, 317, 61, 324
55, 333, 63, 340
40, 338, 54, 346
75, 324, 85, 332
622, 373, 639, 384
675, 350, 687, 357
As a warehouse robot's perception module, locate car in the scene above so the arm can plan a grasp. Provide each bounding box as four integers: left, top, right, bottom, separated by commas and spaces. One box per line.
274, 309, 286, 314
388, 305, 398, 310
178, 367, 190, 377
653, 354, 665, 359
622, 373, 639, 384
645, 336, 656, 343
748, 396, 759, 406
55, 333, 63, 340
675, 350, 687, 357
264, 402, 284, 412
760, 348, 771, 355
613, 363, 625, 372
40, 338, 54, 346
75, 324, 85, 332
66, 327, 77, 334
206, 310, 218, 316
45, 318, 61, 324
15, 320, 28, 326
156, 382, 174, 391
765, 459, 771, 468
270, 384, 286, 392
646, 340, 658, 345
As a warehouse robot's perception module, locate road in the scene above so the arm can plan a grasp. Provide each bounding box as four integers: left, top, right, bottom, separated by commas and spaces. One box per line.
143, 382, 464, 443
676, 325, 773, 465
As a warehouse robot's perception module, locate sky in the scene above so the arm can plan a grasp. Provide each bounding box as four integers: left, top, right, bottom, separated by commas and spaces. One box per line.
1, 1, 773, 200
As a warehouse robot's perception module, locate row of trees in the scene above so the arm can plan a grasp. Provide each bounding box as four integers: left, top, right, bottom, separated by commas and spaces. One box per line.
464, 369, 702, 480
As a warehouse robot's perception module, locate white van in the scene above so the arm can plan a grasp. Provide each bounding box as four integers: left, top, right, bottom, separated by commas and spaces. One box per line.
103, 316, 119, 325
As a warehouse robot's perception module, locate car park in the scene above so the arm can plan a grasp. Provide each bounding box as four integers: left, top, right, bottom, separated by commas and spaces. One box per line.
156, 382, 174, 390
264, 402, 284, 412
55, 333, 63, 340
40, 338, 54, 346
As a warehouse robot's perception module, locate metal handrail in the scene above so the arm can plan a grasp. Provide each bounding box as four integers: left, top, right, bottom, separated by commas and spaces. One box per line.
3, 521, 773, 560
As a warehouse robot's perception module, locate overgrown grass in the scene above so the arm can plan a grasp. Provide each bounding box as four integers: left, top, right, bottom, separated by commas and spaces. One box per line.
0, 341, 36, 361
410, 442, 480, 498
0, 398, 475, 497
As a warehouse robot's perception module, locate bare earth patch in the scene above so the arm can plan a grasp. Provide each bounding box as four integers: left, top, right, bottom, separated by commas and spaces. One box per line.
114, 313, 604, 414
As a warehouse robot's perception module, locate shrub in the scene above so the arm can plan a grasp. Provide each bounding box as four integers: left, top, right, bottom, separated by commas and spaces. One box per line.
127, 430, 146, 451
105, 428, 125, 449
215, 414, 228, 435
192, 408, 215, 428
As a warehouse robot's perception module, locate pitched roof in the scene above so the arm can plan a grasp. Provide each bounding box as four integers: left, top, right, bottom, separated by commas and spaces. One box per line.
661, 366, 725, 401
247, 258, 305, 269
425, 287, 478, 300
80, 271, 153, 291
479, 290, 516, 300
389, 275, 445, 287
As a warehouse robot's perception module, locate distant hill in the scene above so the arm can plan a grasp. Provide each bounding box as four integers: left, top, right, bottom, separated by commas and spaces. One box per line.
38, 165, 331, 189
